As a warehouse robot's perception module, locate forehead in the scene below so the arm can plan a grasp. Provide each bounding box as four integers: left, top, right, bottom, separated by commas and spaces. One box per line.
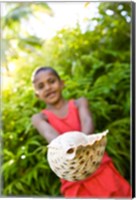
33, 70, 57, 83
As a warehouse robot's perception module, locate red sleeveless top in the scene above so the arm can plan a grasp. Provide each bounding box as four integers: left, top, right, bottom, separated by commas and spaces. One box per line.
42, 100, 81, 134
42, 100, 132, 198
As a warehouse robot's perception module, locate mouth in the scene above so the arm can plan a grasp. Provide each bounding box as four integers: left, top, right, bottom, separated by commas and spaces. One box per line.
45, 91, 56, 98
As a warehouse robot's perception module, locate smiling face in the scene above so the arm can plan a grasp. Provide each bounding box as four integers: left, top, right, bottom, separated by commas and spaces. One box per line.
33, 70, 64, 106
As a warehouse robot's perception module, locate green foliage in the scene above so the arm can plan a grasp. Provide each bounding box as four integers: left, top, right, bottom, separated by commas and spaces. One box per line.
2, 2, 131, 196
2, 2, 53, 27
2, 86, 61, 196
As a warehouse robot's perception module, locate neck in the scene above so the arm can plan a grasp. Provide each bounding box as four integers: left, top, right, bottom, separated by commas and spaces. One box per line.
46, 98, 67, 110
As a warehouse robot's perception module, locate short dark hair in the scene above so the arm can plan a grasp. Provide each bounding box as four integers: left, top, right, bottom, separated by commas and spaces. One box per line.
32, 66, 60, 82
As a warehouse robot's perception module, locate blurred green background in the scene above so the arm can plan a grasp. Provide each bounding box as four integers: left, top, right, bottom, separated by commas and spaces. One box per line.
1, 2, 131, 196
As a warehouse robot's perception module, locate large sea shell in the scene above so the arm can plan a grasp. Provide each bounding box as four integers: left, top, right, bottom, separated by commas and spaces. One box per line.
47, 130, 108, 182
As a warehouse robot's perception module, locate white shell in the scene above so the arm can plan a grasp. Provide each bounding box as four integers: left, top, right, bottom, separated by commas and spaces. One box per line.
47, 130, 108, 182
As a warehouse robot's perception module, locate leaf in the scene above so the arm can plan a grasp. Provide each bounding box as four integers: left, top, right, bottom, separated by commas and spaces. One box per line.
4, 5, 31, 26
15, 182, 24, 192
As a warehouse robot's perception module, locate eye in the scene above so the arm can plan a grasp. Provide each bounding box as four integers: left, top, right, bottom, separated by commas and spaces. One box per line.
37, 83, 44, 89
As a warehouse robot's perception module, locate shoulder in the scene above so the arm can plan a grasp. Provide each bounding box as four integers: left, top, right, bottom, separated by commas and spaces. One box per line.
74, 97, 89, 108
31, 112, 47, 123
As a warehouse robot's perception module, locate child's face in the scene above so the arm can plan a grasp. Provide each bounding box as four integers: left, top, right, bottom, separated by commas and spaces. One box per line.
33, 70, 64, 105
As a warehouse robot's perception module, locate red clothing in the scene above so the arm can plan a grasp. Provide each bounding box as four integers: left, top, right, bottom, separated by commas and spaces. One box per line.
42, 100, 132, 198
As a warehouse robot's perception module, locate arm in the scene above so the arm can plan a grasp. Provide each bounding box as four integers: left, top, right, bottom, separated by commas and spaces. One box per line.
31, 113, 59, 143
76, 97, 94, 135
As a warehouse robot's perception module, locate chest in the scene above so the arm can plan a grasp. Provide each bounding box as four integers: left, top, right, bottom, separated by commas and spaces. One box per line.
50, 103, 69, 118
42, 100, 81, 133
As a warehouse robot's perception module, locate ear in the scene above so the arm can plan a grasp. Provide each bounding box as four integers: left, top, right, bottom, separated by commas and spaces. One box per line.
35, 92, 39, 98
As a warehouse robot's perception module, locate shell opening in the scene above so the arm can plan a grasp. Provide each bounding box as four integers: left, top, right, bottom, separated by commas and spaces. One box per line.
65, 147, 76, 160
66, 148, 74, 154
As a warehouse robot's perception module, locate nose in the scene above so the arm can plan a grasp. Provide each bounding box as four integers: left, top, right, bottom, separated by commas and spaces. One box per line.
44, 83, 51, 91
